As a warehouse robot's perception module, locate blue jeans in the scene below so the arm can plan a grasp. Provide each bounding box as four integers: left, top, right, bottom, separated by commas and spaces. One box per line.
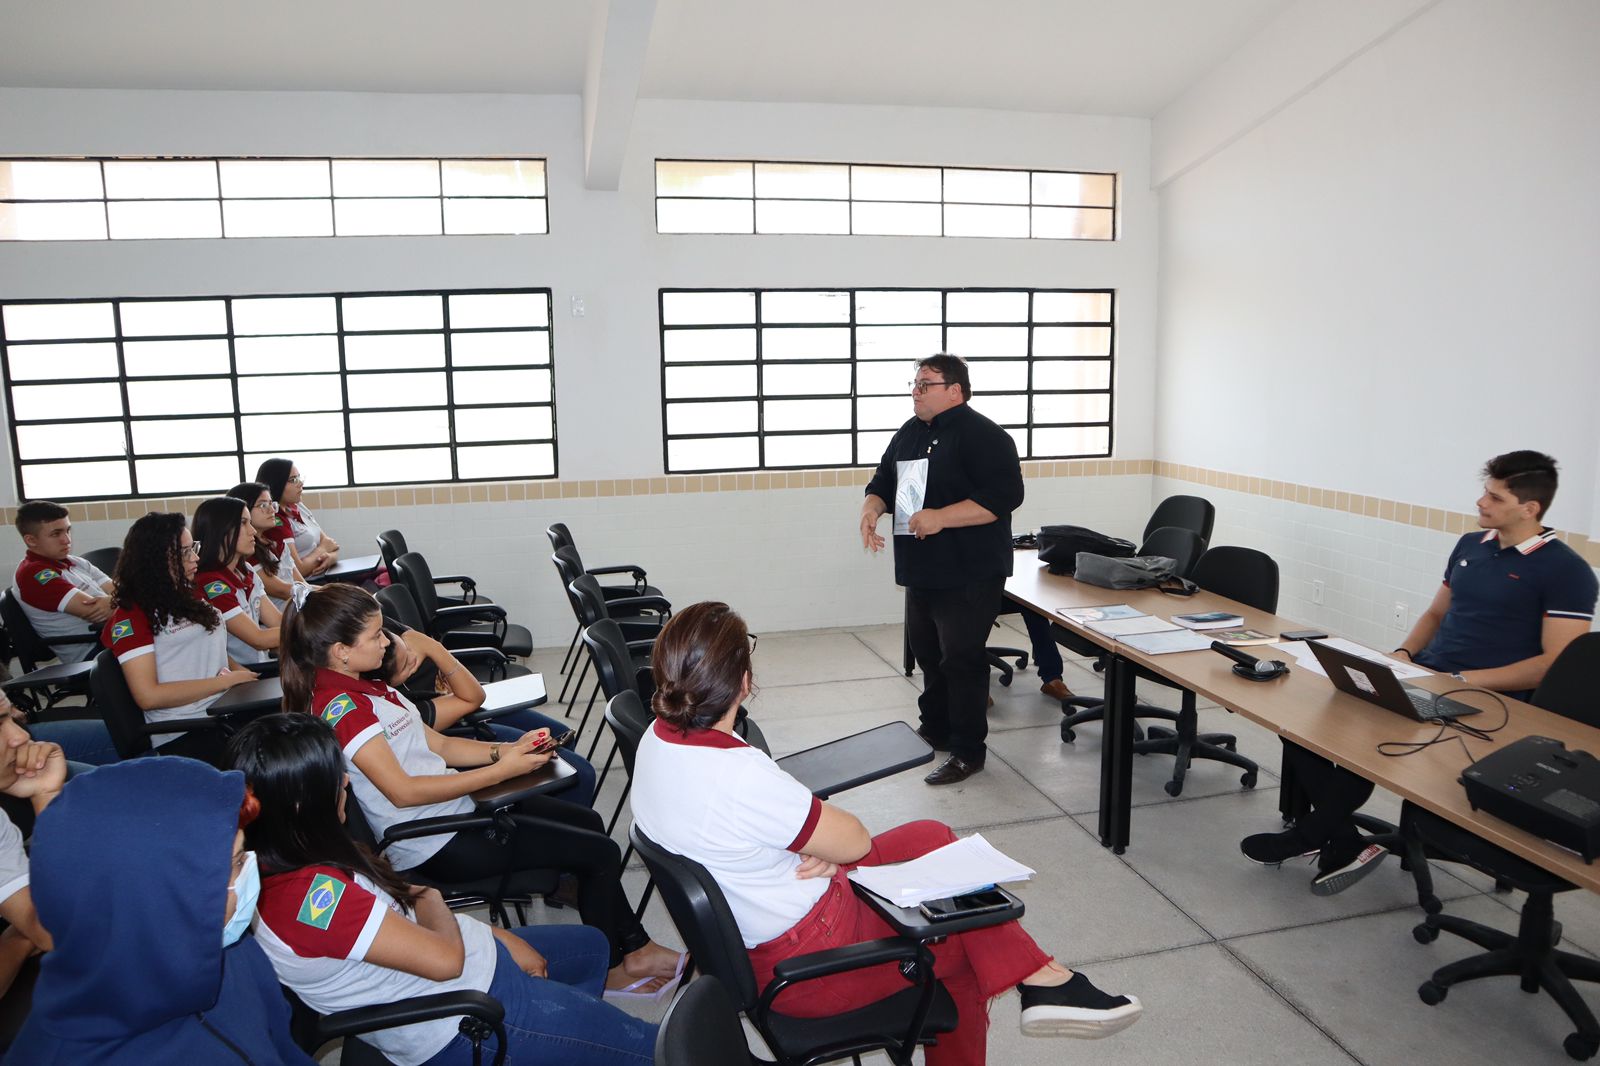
486, 709, 597, 807
29, 717, 120, 766
1021, 610, 1064, 683
424, 925, 657, 1066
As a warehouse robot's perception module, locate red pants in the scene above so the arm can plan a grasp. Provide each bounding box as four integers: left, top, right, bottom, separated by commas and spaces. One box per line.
746, 820, 1051, 1066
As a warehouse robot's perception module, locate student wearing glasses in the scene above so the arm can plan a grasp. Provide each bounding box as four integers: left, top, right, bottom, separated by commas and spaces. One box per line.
256, 458, 339, 577
860, 353, 1025, 786
102, 513, 260, 756
192, 496, 285, 671
228, 481, 310, 611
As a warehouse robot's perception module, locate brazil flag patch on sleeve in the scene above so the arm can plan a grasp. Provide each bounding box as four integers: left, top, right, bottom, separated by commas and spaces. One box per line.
321, 693, 358, 726
34, 569, 59, 584
204, 580, 231, 599
297, 873, 345, 930
110, 620, 134, 642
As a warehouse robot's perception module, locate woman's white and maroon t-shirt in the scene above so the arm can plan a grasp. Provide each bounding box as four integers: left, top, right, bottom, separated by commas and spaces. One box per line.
281, 503, 326, 558
197, 564, 269, 665
254, 865, 496, 1066
101, 597, 228, 745
631, 720, 825, 947
310, 669, 473, 870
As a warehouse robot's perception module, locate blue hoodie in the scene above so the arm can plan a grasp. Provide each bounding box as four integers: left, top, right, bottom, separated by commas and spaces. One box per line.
6, 758, 313, 1065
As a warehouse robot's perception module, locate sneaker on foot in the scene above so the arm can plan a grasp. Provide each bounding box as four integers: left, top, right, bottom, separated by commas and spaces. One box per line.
1240, 830, 1319, 866
1018, 972, 1143, 1039
1311, 841, 1387, 896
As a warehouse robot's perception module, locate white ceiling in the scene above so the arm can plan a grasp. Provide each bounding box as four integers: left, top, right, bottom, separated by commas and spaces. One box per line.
0, 0, 1292, 118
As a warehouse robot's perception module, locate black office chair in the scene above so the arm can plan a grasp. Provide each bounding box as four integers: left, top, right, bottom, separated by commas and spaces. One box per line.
285, 982, 507, 1066
551, 546, 667, 707
79, 546, 121, 576
88, 649, 226, 765
1058, 545, 1267, 796
632, 826, 957, 1066
375, 529, 489, 606
373, 585, 530, 687
546, 523, 662, 683
0, 588, 98, 711
390, 552, 533, 658
1403, 633, 1600, 1060
1144, 495, 1215, 547
577, 616, 657, 770
655, 976, 756, 1066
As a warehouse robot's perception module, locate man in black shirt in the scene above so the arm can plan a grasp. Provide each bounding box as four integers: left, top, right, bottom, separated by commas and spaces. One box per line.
861, 354, 1024, 785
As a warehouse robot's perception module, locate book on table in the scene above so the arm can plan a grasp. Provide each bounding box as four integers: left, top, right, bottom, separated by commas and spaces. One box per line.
1207, 628, 1277, 646
1171, 611, 1245, 630
1058, 604, 1144, 623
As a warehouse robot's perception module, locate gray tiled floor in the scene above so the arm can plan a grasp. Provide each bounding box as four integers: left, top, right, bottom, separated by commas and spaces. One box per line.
331, 623, 1599, 1064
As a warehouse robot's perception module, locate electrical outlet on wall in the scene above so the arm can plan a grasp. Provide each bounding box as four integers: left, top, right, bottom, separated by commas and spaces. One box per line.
1312, 580, 1325, 605
1392, 601, 1408, 628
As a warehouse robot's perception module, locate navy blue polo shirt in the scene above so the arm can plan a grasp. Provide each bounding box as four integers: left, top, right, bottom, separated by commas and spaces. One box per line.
1415, 528, 1598, 677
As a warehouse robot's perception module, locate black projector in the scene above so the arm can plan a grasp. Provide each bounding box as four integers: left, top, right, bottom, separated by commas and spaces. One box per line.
1461, 736, 1600, 863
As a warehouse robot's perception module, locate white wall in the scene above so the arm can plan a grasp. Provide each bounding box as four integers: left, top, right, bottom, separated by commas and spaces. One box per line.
0, 87, 1157, 637
1154, 0, 1600, 536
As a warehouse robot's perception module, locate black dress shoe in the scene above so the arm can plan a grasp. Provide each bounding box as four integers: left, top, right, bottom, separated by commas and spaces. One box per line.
925, 755, 984, 786
915, 727, 950, 752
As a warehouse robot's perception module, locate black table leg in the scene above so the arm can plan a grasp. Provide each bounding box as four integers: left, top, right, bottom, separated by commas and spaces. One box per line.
1277, 740, 1308, 826
902, 589, 915, 677
1098, 653, 1136, 853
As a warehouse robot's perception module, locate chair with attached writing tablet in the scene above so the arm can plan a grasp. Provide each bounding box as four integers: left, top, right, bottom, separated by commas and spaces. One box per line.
550, 547, 668, 708
376, 529, 491, 607
80, 546, 121, 576
0, 589, 98, 713
654, 975, 752, 1066
374, 585, 531, 691
1058, 544, 1265, 797
632, 825, 959, 1066
390, 552, 534, 659
88, 650, 227, 766
546, 525, 665, 696
283, 981, 508, 1066
1403, 633, 1600, 1061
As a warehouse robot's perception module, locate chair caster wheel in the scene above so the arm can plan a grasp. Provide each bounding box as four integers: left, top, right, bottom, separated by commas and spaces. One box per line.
1018, 656, 1029, 670
1564, 1032, 1599, 1060
1060, 725, 1076, 743
1418, 981, 1446, 1005
999, 673, 1012, 687
1421, 895, 1442, 915
1164, 779, 1183, 797
1413, 923, 1439, 944
1240, 771, 1258, 790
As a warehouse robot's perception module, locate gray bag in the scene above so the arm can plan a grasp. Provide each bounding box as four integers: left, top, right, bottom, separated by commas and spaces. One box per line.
1074, 552, 1195, 594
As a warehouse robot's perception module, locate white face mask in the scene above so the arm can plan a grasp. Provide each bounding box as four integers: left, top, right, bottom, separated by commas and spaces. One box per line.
222, 851, 260, 947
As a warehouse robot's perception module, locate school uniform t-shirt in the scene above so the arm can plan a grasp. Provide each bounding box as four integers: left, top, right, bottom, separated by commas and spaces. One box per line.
197, 565, 269, 665
311, 670, 474, 870
101, 599, 229, 745
282, 504, 326, 559
0, 809, 29, 907
254, 865, 497, 1066
13, 551, 111, 662
632, 720, 826, 947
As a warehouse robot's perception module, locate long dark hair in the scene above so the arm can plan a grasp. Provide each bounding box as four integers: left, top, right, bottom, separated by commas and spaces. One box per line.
192, 496, 248, 575
227, 481, 281, 572
256, 458, 294, 504
227, 713, 413, 911
111, 513, 218, 633
280, 584, 382, 714
651, 600, 753, 732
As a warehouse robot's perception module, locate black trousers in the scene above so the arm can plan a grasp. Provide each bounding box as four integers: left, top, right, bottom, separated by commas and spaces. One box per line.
906, 577, 1005, 764
411, 794, 649, 968
1282, 739, 1374, 850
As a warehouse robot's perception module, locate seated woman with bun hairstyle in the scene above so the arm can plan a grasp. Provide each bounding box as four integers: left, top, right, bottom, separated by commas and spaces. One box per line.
630, 601, 1144, 1066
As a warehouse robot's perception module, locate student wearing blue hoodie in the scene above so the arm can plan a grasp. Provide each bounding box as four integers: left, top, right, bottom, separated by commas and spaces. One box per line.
5, 757, 314, 1065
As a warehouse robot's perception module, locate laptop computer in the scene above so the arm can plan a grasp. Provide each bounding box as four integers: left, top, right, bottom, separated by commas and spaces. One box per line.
1306, 640, 1482, 722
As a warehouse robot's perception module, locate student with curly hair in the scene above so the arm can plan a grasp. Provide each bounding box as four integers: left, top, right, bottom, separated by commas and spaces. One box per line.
255, 459, 339, 577
192, 496, 284, 671
227, 481, 309, 611
102, 513, 260, 754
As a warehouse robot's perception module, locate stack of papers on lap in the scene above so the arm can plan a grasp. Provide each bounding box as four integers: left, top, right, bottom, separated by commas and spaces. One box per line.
847, 834, 1035, 907
1059, 604, 1144, 623
1117, 629, 1217, 655
1082, 615, 1181, 638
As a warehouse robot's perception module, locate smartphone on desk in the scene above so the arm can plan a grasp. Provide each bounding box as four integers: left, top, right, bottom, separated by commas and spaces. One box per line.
918, 888, 1011, 922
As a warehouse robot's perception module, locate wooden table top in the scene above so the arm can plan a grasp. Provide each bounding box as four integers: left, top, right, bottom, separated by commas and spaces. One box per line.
1006, 557, 1600, 892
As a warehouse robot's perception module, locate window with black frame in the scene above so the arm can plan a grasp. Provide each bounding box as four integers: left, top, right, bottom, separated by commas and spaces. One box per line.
659, 288, 1113, 473
0, 288, 556, 501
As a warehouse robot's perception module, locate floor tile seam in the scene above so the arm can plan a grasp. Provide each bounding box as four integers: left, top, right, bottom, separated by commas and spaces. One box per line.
984, 747, 1071, 819
1217, 890, 1485, 944
850, 630, 915, 676
1214, 939, 1372, 1066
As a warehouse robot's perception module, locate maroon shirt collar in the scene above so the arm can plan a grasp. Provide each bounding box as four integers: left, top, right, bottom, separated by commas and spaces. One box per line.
651, 719, 747, 749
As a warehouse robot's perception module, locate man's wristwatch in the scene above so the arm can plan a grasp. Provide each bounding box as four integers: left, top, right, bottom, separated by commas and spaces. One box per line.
489, 744, 501, 764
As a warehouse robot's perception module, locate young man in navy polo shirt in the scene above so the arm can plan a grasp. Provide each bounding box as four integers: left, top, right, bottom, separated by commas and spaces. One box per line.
1242, 451, 1598, 895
